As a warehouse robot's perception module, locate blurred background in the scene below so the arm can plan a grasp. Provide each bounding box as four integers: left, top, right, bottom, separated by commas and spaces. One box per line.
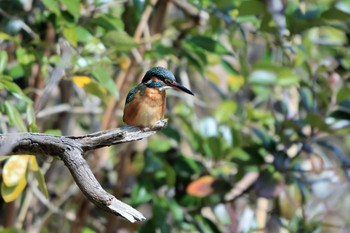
1, 0, 350, 232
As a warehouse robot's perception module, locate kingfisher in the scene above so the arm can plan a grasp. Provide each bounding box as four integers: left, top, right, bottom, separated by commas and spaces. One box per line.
123, 67, 194, 128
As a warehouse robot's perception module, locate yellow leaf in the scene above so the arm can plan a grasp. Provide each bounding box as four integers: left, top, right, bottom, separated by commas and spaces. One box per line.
116, 56, 130, 71
72, 75, 92, 88
228, 74, 244, 91
1, 175, 27, 202
29, 156, 39, 171
3, 156, 30, 186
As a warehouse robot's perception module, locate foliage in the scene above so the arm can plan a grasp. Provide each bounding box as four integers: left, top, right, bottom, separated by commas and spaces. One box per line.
1, 0, 350, 232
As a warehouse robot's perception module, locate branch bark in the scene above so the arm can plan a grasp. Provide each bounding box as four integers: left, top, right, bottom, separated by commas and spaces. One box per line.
0, 119, 168, 223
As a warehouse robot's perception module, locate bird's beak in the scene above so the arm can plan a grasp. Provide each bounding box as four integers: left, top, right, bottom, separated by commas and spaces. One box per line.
169, 81, 194, 95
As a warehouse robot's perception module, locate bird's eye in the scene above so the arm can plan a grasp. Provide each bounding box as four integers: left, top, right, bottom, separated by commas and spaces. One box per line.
165, 79, 173, 85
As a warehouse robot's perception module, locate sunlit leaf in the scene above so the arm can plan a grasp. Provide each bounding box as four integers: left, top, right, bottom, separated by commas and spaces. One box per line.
82, 228, 97, 233
228, 74, 244, 91
63, 26, 77, 46
187, 175, 215, 197
2, 156, 30, 186
0, 32, 13, 40
72, 75, 92, 88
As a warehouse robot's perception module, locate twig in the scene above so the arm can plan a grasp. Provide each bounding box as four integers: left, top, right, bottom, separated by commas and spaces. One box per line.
0, 119, 168, 223
35, 39, 74, 112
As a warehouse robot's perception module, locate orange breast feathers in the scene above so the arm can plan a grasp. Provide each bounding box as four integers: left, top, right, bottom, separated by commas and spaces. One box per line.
123, 87, 166, 128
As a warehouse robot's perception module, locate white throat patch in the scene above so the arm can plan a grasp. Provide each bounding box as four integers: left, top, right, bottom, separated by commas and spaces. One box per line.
158, 86, 172, 91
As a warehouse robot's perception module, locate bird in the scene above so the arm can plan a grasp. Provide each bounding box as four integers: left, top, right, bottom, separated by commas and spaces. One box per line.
123, 67, 194, 128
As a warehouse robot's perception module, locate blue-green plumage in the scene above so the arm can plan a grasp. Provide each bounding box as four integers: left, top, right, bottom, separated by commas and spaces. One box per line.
142, 67, 176, 83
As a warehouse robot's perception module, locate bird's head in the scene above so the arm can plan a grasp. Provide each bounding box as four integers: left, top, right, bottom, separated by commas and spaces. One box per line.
142, 67, 194, 95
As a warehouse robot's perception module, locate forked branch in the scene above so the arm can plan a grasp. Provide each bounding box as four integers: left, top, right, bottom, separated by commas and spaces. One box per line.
0, 120, 168, 223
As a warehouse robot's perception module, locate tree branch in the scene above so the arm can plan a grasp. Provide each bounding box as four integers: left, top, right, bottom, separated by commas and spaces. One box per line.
0, 119, 168, 223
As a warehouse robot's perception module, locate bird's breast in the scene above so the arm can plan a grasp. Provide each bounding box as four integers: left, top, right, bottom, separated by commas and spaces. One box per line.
143, 87, 165, 106
123, 87, 166, 128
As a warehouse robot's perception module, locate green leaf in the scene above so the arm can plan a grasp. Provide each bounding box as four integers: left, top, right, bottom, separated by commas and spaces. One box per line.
103, 31, 138, 52
63, 26, 77, 47
30, 158, 49, 198
149, 138, 172, 153
82, 228, 97, 233
82, 82, 108, 103
5, 101, 27, 132
0, 50, 8, 74
2, 79, 32, 103
329, 100, 350, 120
187, 36, 232, 55
131, 184, 152, 206
249, 63, 300, 86
207, 136, 222, 159
305, 112, 330, 132
41, 0, 61, 15
168, 199, 184, 222
161, 126, 181, 142
75, 26, 92, 42
16, 47, 35, 65
7, 64, 24, 78
59, 0, 80, 19
238, 0, 266, 16
0, 32, 13, 41
321, 7, 350, 21
92, 66, 119, 98
26, 105, 38, 132
214, 101, 237, 122
92, 15, 124, 30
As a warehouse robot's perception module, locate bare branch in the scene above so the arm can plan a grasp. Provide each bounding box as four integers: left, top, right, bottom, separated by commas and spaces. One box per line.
0, 119, 168, 223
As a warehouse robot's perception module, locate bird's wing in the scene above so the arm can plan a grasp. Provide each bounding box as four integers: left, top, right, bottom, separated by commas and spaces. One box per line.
125, 83, 145, 104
